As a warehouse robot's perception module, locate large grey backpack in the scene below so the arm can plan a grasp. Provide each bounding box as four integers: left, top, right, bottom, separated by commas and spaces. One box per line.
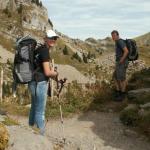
13, 36, 37, 84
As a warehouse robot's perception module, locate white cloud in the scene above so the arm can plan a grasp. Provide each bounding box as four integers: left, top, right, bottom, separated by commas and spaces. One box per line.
42, 0, 150, 40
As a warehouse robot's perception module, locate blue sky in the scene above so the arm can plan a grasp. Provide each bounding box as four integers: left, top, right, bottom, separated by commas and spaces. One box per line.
42, 0, 150, 40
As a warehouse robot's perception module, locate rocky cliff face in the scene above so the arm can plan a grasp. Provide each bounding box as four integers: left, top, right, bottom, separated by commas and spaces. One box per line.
22, 2, 52, 32
0, 0, 52, 42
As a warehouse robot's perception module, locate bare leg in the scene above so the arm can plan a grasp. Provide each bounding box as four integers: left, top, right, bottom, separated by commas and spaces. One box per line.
120, 80, 127, 92
114, 79, 122, 100
114, 79, 121, 91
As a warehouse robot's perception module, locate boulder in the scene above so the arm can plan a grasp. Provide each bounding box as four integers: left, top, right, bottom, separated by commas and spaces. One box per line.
124, 104, 138, 111
25, 104, 31, 108
7, 125, 53, 150
140, 102, 150, 109
128, 88, 150, 104
0, 115, 5, 122
120, 104, 140, 126
142, 78, 150, 83
139, 109, 150, 118
123, 129, 139, 138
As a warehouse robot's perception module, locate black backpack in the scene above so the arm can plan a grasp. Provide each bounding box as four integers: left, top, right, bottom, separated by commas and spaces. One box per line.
123, 39, 139, 61
13, 36, 37, 84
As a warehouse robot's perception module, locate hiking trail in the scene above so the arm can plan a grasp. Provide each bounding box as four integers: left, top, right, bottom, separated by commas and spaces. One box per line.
6, 111, 150, 150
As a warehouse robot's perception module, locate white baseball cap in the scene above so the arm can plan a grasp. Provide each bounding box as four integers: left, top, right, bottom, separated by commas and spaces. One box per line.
46, 30, 59, 39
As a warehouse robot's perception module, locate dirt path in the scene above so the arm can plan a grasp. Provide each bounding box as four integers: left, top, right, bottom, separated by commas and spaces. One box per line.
8, 111, 150, 150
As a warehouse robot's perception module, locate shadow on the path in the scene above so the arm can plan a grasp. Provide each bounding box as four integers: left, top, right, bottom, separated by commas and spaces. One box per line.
78, 111, 150, 150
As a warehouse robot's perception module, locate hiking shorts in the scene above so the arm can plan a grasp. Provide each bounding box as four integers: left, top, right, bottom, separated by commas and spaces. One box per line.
113, 60, 129, 81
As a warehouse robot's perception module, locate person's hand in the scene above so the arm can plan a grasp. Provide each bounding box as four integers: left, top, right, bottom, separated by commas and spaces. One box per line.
53, 71, 58, 77
119, 59, 124, 64
56, 71, 59, 77
49, 71, 57, 77
53, 67, 58, 77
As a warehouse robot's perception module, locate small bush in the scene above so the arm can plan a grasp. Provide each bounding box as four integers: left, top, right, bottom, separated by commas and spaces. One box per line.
17, 4, 23, 14
120, 107, 140, 127
72, 52, 82, 63
63, 83, 91, 113
36, 0, 40, 6
39, 1, 42, 7
48, 18, 53, 28
63, 46, 69, 55
8, 13, 12, 18
3, 8, 9, 15
83, 53, 88, 63
3, 82, 12, 97
128, 68, 150, 90
139, 111, 150, 138
23, 16, 27, 22
2, 117, 19, 126
0, 102, 29, 116
3, 7, 12, 17
89, 82, 113, 110
87, 52, 96, 59
46, 82, 92, 118
31, 0, 35, 3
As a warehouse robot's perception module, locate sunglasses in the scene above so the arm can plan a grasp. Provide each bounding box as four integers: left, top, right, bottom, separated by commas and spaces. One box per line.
47, 37, 58, 41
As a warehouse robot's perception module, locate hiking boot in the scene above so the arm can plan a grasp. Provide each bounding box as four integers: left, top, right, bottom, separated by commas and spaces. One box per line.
113, 90, 123, 102
115, 95, 124, 102
120, 92, 127, 100
115, 92, 127, 102
114, 90, 121, 98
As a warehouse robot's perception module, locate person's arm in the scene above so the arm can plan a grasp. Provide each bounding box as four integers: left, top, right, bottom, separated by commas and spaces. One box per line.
42, 62, 57, 77
118, 40, 129, 64
120, 47, 129, 64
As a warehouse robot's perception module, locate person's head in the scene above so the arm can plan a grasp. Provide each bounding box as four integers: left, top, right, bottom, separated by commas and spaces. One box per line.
44, 30, 59, 48
111, 30, 119, 41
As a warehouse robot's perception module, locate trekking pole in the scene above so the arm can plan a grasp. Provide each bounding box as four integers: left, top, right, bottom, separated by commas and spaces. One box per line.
51, 59, 55, 100
0, 68, 3, 103
58, 97, 65, 142
57, 78, 67, 144
45, 77, 67, 142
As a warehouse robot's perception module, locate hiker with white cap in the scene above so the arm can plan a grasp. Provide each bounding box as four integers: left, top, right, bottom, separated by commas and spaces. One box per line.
28, 29, 59, 135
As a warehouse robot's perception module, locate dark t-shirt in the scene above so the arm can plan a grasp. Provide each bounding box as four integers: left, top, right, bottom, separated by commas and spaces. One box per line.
115, 39, 126, 61
34, 44, 50, 82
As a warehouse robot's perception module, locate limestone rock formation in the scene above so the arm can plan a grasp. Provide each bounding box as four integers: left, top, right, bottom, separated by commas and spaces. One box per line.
0, 0, 53, 42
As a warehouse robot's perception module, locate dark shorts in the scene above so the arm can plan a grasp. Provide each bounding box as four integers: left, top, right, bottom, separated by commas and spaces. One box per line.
113, 60, 129, 81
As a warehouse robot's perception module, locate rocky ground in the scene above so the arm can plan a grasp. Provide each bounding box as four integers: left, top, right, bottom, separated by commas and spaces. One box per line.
94, 52, 148, 85
0, 45, 14, 63
120, 68, 150, 137
0, 111, 149, 150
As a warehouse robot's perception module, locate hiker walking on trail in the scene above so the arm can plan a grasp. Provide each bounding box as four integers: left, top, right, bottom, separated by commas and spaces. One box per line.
111, 30, 129, 101
28, 30, 59, 135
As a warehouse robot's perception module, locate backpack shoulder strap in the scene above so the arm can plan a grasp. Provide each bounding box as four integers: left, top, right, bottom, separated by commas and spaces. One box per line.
36, 43, 45, 49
